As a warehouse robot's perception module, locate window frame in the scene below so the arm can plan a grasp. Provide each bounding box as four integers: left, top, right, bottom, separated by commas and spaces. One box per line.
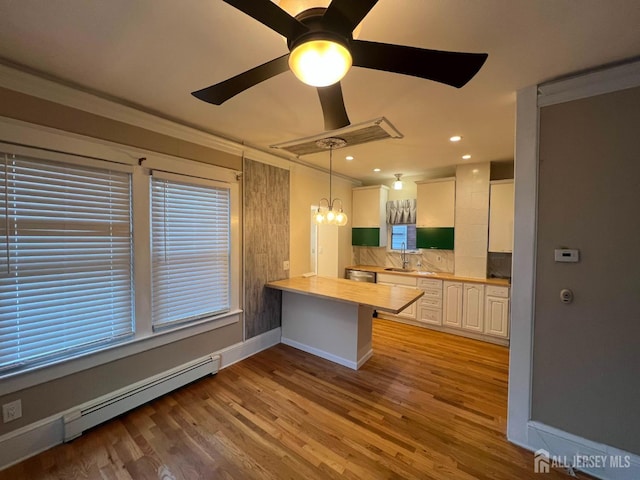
0, 127, 241, 395
387, 223, 420, 253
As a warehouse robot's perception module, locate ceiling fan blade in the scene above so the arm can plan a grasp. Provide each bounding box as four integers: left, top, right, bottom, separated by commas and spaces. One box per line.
351, 40, 488, 88
192, 54, 290, 105
322, 0, 378, 35
317, 83, 350, 131
222, 0, 308, 40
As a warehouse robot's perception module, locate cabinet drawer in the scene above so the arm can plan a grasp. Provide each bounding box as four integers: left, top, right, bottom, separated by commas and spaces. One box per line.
419, 307, 442, 325
418, 278, 442, 290
486, 285, 509, 298
376, 273, 417, 286
421, 287, 442, 299
420, 296, 441, 308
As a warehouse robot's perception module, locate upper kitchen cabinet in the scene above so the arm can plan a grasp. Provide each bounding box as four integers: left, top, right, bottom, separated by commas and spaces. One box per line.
488, 180, 514, 253
352, 185, 389, 246
415, 178, 455, 249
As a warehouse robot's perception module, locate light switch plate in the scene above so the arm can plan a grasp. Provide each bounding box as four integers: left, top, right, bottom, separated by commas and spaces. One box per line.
554, 248, 579, 263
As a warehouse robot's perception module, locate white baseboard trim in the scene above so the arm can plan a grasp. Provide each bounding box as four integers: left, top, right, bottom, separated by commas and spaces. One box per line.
219, 328, 282, 369
0, 414, 63, 471
282, 337, 366, 370
524, 421, 640, 479
0, 328, 282, 471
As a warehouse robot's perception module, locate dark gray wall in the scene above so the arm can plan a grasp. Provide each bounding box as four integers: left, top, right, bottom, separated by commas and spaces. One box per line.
243, 158, 289, 339
532, 86, 640, 455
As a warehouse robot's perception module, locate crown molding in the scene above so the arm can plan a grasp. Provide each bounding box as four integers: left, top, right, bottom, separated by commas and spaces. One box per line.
0, 62, 294, 167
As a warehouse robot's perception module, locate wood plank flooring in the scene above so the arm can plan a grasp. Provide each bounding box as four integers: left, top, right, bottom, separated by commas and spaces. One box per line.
0, 319, 593, 479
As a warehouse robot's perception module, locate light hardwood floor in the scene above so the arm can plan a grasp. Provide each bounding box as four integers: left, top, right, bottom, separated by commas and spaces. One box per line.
1, 319, 593, 479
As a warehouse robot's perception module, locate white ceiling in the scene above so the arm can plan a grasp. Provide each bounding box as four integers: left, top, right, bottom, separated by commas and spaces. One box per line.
0, 0, 639, 183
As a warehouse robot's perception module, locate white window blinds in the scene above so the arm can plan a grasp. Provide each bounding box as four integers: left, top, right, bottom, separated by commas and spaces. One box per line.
0, 152, 134, 373
151, 173, 230, 328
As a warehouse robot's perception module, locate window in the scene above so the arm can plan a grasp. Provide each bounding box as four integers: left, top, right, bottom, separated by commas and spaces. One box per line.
0, 152, 133, 373
151, 173, 230, 328
0, 130, 240, 386
391, 224, 417, 250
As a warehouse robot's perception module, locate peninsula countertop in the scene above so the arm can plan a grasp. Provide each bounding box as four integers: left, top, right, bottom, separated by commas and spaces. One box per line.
266, 275, 424, 314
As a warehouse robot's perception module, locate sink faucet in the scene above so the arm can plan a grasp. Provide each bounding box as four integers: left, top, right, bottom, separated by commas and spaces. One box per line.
401, 242, 409, 270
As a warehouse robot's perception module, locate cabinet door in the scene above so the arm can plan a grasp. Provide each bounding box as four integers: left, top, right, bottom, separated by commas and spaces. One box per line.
378, 276, 417, 320
419, 306, 442, 325
395, 284, 417, 320
442, 281, 463, 327
416, 179, 455, 227
352, 186, 387, 228
488, 181, 514, 253
462, 283, 485, 332
484, 296, 510, 338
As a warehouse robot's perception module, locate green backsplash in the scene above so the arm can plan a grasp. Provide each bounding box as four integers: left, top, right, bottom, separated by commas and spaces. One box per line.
352, 227, 381, 246
416, 227, 455, 250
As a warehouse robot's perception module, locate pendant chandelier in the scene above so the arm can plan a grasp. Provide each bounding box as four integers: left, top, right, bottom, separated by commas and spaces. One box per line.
313, 137, 348, 226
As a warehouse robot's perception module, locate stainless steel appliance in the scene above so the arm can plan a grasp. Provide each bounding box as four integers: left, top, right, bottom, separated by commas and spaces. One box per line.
345, 269, 376, 283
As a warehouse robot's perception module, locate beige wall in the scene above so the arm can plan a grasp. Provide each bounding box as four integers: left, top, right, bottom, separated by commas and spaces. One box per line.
532, 86, 640, 455
0, 87, 245, 435
0, 87, 241, 171
289, 164, 354, 278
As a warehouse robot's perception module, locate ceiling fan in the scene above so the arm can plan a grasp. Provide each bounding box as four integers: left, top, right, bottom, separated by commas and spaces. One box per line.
192, 0, 488, 131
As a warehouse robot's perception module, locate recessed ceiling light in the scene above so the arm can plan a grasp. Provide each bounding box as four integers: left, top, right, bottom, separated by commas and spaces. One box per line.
345, 155, 354, 161
462, 154, 471, 160
373, 168, 381, 172
450, 135, 462, 142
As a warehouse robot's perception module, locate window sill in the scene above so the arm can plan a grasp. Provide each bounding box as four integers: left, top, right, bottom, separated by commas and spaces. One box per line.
0, 309, 242, 396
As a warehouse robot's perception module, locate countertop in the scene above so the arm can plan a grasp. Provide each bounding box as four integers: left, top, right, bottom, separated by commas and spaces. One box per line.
266, 275, 424, 314
346, 265, 511, 287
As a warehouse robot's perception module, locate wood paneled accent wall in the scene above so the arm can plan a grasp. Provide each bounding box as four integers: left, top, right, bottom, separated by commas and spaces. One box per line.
243, 158, 290, 339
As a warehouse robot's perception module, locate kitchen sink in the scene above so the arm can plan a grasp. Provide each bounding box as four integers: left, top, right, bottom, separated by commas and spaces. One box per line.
384, 267, 415, 272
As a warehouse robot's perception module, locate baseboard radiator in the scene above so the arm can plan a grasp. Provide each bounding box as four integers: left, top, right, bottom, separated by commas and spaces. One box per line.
63, 353, 220, 441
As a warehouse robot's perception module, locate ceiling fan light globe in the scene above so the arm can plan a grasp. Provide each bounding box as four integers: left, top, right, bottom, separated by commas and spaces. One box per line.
289, 39, 352, 87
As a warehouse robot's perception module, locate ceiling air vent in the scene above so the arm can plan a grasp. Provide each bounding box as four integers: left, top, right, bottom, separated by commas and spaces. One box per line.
270, 117, 403, 157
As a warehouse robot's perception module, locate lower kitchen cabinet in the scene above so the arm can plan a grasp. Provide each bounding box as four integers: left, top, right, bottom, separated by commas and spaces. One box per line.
377, 273, 418, 321
461, 283, 485, 333
374, 271, 509, 344
442, 281, 463, 328
484, 285, 510, 338
443, 281, 485, 332
417, 278, 443, 326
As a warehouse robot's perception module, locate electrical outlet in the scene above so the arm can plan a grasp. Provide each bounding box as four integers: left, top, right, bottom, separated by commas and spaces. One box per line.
283, 260, 290, 271
2, 399, 22, 423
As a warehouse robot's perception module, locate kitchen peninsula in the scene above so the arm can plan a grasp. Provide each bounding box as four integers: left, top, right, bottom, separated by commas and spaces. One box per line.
266, 276, 423, 369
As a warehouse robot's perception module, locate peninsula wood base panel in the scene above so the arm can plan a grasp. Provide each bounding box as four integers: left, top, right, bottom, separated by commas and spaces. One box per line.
280, 291, 373, 370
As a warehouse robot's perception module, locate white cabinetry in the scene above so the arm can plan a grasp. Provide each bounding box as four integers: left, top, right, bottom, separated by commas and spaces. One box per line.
461, 283, 485, 333
377, 273, 417, 320
416, 178, 455, 227
417, 278, 443, 325
352, 185, 388, 227
352, 185, 389, 247
488, 180, 514, 252
484, 285, 510, 338
374, 271, 510, 345
443, 281, 486, 333
442, 281, 463, 327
